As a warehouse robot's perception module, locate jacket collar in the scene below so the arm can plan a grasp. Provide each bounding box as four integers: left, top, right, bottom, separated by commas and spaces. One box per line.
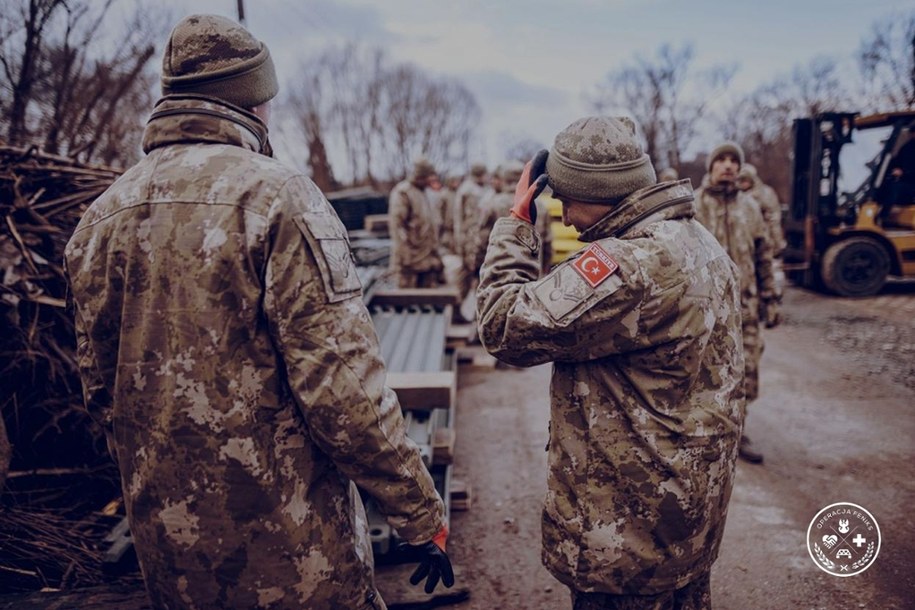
142, 94, 271, 156
578, 179, 696, 242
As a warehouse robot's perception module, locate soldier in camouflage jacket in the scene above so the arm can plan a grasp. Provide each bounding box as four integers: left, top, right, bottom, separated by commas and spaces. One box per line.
695, 143, 780, 464
477, 117, 744, 608
65, 15, 449, 609
388, 158, 445, 288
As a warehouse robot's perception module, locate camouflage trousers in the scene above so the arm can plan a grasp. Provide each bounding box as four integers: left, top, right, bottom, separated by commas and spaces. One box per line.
570, 571, 711, 610
742, 316, 764, 403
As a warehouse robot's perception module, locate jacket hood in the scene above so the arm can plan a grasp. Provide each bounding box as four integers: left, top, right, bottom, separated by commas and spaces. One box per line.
578, 179, 696, 242
142, 94, 270, 156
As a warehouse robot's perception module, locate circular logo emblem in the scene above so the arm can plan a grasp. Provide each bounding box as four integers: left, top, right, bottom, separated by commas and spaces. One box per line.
806, 502, 880, 576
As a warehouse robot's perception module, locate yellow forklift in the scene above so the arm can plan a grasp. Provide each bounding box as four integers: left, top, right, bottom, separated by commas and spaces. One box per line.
784, 111, 915, 296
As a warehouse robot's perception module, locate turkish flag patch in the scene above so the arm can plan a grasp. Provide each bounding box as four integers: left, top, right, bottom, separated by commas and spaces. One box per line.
572, 243, 619, 288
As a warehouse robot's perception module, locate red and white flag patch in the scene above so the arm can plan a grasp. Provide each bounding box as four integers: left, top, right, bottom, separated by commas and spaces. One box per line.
572, 243, 619, 288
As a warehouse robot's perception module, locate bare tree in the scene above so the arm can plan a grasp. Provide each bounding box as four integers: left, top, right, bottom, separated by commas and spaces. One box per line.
500, 133, 545, 164
0, 0, 63, 145
716, 56, 849, 201
857, 10, 915, 111
284, 44, 481, 187
587, 43, 735, 169
286, 53, 339, 191
0, 0, 165, 166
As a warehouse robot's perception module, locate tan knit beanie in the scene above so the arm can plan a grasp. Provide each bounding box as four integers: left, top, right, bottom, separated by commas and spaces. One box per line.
161, 14, 278, 108
546, 116, 657, 204
707, 141, 744, 172
499, 160, 524, 186
411, 156, 437, 180
469, 163, 487, 178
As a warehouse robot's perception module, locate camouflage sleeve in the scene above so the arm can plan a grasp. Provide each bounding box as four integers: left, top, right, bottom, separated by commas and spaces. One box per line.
65, 268, 115, 437
265, 176, 444, 544
477, 218, 647, 367
750, 200, 777, 303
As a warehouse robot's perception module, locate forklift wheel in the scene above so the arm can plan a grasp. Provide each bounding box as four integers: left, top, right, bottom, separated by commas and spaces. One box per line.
820, 236, 890, 297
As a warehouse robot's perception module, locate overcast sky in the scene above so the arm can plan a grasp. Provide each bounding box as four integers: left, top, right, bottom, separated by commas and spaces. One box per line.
156, 0, 912, 169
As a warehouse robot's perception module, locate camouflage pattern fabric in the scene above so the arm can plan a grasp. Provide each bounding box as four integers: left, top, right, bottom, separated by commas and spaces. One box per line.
477, 180, 745, 595
430, 186, 456, 255
388, 179, 443, 288
742, 172, 786, 257
453, 178, 485, 297
694, 183, 777, 402
65, 94, 443, 610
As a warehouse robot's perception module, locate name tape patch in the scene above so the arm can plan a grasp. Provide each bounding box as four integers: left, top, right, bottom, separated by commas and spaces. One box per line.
571, 243, 619, 287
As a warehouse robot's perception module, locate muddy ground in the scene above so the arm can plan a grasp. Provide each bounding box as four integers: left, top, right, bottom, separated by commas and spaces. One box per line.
448, 282, 915, 610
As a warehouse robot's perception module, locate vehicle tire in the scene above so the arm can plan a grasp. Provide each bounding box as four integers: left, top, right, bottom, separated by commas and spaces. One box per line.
820, 236, 890, 297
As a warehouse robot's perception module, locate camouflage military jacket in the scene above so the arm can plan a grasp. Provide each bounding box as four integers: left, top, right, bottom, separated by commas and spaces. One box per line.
477, 181, 745, 594
453, 178, 485, 266
694, 183, 777, 320
65, 95, 443, 610
750, 181, 786, 256
388, 179, 442, 273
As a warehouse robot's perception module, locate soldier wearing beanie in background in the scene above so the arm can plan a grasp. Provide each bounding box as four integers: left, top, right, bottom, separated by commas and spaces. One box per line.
737, 163, 787, 296
454, 163, 489, 303
65, 14, 452, 609
695, 142, 779, 465
389, 156, 446, 288
477, 116, 744, 609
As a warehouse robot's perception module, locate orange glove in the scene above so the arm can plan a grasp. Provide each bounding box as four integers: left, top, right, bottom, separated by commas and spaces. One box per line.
510, 149, 549, 224
409, 525, 454, 593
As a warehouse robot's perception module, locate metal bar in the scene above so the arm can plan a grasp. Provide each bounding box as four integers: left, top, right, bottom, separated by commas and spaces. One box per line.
404, 309, 434, 372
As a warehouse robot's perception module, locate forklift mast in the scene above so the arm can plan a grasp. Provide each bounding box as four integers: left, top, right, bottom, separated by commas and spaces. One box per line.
785, 112, 858, 284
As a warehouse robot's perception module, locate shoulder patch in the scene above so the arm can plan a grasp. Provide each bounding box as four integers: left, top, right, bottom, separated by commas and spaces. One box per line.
294, 214, 362, 303
534, 254, 625, 324
571, 243, 619, 287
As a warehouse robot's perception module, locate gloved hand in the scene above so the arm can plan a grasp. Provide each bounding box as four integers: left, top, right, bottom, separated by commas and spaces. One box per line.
510, 149, 549, 224
762, 300, 781, 328
409, 525, 454, 594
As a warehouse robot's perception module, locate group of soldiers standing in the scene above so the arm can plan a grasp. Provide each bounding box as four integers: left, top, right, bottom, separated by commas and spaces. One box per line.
387, 157, 553, 308
63, 12, 795, 609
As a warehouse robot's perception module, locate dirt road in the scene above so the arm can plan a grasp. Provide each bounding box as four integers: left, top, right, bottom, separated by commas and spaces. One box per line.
448, 282, 915, 610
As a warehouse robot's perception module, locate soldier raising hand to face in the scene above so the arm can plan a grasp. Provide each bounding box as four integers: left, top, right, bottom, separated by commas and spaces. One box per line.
477, 116, 744, 608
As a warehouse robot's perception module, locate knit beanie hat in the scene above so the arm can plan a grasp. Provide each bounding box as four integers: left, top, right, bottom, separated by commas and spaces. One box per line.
707, 141, 744, 172
546, 116, 656, 204
161, 14, 279, 108
411, 156, 437, 180
469, 163, 487, 178
499, 160, 524, 186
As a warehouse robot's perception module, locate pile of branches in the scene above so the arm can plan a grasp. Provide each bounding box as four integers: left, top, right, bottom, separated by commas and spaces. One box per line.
0, 145, 127, 591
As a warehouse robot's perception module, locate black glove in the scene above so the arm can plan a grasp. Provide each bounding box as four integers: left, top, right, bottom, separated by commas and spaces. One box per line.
408, 526, 455, 594
510, 149, 549, 224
